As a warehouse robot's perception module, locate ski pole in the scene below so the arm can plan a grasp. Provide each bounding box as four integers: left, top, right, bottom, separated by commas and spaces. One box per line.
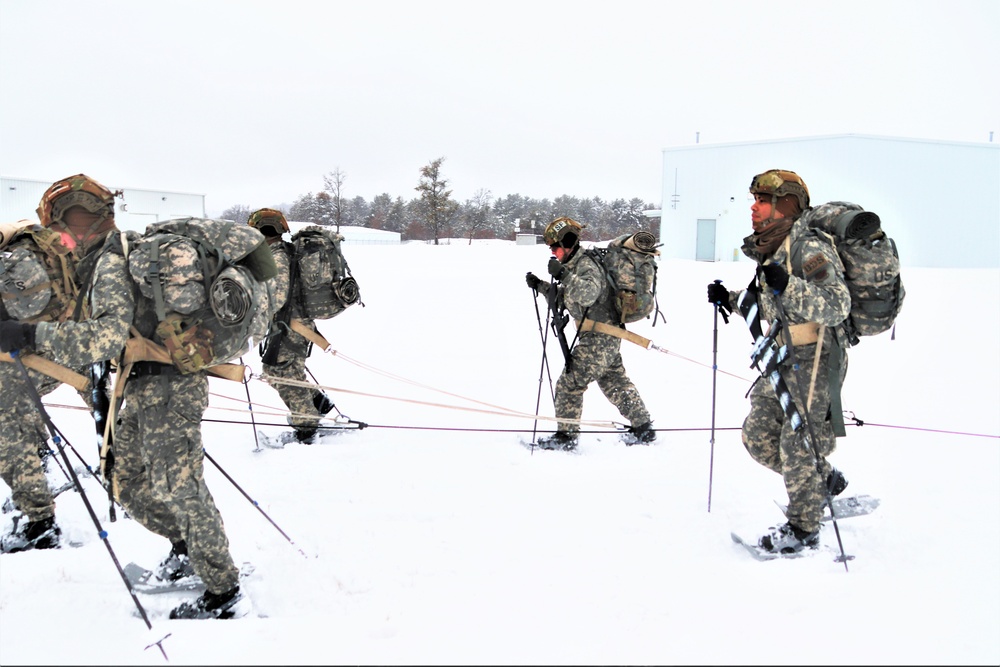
303, 364, 366, 430
769, 282, 853, 570
9, 351, 167, 658
238, 357, 262, 452
707, 280, 721, 512
529, 289, 556, 446
202, 447, 308, 559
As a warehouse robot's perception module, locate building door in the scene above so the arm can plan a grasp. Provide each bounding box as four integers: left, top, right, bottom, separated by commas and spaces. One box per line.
696, 218, 716, 261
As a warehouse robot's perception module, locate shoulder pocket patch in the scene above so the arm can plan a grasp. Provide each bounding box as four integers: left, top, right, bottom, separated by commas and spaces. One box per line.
802, 253, 830, 281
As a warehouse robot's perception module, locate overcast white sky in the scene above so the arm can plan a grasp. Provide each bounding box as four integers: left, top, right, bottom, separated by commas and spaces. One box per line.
1, 0, 997, 215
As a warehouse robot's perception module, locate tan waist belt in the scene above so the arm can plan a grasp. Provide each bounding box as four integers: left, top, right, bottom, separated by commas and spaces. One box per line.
123, 336, 246, 382
779, 322, 821, 346
578, 318, 653, 349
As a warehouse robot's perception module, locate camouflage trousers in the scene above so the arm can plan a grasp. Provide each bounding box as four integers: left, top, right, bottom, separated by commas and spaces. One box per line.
742, 337, 849, 533
0, 361, 95, 522
262, 328, 322, 433
114, 371, 238, 594
554, 331, 651, 434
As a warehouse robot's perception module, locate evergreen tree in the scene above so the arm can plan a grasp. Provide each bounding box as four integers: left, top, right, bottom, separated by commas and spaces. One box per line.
414, 157, 458, 245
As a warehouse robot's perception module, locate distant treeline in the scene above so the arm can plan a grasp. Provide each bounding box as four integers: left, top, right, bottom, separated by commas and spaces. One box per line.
221, 159, 660, 244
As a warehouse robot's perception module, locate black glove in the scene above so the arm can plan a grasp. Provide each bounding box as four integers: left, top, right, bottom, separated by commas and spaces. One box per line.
547, 257, 564, 280
707, 281, 730, 309
707, 281, 731, 323
525, 272, 541, 291
0, 321, 36, 353
761, 263, 789, 294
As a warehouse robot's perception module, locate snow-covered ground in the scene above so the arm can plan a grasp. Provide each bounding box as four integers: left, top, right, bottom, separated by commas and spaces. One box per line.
1, 240, 997, 665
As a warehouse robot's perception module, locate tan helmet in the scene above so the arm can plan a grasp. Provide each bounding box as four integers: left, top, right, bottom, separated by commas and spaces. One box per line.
36, 174, 117, 228
248, 208, 289, 235
543, 216, 583, 248
749, 169, 810, 211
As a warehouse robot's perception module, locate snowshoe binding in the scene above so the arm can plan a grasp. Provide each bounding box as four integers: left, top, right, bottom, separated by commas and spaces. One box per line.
535, 431, 578, 451
623, 421, 656, 445
0, 516, 61, 554
169, 585, 252, 620
758, 521, 819, 555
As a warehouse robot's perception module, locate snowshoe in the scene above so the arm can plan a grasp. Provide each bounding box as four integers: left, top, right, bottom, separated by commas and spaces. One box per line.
535, 431, 578, 451
155, 541, 197, 583
169, 585, 252, 620
758, 521, 819, 554
1, 516, 61, 553
623, 421, 656, 445
294, 426, 318, 445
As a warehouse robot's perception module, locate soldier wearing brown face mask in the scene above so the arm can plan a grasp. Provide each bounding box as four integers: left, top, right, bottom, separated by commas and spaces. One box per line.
0, 174, 121, 553
708, 169, 852, 555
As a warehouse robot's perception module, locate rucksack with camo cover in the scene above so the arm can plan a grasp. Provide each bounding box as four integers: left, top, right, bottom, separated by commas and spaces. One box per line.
585, 231, 661, 325
290, 225, 361, 321
127, 217, 278, 373
792, 201, 905, 345
0, 223, 79, 324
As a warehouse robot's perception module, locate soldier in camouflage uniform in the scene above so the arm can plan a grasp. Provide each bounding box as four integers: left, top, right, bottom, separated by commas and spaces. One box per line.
0, 175, 123, 553
525, 217, 654, 450
708, 169, 852, 554
249, 208, 334, 444
4, 186, 250, 618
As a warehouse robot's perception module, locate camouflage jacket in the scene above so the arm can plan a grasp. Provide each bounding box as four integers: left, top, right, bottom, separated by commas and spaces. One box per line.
560, 247, 618, 327
267, 238, 316, 324
32, 231, 138, 368
267, 240, 292, 314
733, 213, 851, 336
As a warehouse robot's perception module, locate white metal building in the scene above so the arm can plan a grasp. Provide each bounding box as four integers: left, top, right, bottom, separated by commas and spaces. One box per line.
658, 135, 1000, 268
1, 175, 206, 234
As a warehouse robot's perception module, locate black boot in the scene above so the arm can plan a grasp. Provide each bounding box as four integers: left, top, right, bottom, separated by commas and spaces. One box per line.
536, 431, 578, 451
826, 468, 849, 497
758, 522, 819, 554
295, 426, 318, 444
170, 585, 252, 619
626, 421, 656, 445
155, 540, 196, 582
1, 516, 61, 553
312, 391, 336, 416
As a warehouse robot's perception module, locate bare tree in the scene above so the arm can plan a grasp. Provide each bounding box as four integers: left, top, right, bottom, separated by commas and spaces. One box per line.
462, 188, 493, 244
220, 204, 252, 225
323, 168, 347, 230
414, 157, 458, 245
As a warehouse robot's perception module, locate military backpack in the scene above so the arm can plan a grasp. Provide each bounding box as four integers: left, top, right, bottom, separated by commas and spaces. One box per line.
127, 217, 278, 373
793, 201, 905, 345
0, 223, 80, 324
585, 231, 661, 324
290, 225, 361, 321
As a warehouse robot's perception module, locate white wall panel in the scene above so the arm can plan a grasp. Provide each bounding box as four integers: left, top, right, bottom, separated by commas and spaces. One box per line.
659, 135, 1000, 268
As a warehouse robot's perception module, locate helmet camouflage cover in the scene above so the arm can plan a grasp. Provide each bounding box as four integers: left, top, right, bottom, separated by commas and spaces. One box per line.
36, 174, 117, 228
543, 216, 583, 248
749, 169, 810, 211
248, 208, 289, 234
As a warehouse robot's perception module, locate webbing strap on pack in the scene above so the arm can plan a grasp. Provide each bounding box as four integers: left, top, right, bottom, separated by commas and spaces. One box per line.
148, 237, 166, 322
290, 318, 332, 352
